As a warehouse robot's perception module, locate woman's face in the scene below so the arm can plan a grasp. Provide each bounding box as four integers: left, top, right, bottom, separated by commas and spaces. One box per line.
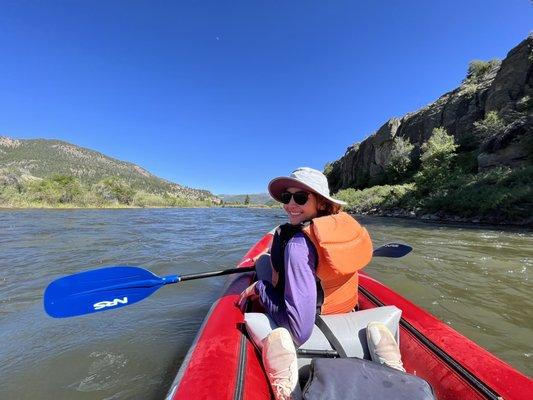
282, 187, 320, 225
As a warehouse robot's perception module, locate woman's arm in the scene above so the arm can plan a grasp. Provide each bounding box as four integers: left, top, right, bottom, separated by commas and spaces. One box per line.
255, 233, 317, 346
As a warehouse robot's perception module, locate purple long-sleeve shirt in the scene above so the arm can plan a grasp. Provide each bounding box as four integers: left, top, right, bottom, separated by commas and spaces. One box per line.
254, 233, 317, 346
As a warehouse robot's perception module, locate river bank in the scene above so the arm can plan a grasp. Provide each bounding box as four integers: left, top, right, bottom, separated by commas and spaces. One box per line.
2, 202, 531, 228
350, 207, 533, 228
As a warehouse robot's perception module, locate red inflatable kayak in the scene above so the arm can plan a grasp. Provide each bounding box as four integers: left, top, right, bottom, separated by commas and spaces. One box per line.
166, 231, 532, 400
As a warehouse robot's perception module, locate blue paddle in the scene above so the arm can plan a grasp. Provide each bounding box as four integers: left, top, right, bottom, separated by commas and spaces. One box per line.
44, 243, 411, 318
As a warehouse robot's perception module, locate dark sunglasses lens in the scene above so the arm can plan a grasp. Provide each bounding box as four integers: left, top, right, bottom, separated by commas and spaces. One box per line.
293, 192, 309, 205
280, 192, 292, 204
280, 191, 310, 205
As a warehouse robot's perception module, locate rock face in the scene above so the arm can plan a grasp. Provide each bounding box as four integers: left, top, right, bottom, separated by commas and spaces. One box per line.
328, 35, 533, 192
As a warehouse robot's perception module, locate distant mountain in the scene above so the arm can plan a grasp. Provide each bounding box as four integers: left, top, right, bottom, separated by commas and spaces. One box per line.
218, 193, 275, 205
0, 136, 219, 205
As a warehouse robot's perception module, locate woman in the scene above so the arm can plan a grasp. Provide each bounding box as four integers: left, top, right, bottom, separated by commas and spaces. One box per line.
238, 167, 373, 344
238, 167, 391, 399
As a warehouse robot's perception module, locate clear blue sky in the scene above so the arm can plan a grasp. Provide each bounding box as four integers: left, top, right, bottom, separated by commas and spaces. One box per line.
1, 1, 531, 194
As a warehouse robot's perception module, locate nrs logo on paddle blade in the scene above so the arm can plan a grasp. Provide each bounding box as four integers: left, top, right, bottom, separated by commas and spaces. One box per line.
93, 297, 128, 310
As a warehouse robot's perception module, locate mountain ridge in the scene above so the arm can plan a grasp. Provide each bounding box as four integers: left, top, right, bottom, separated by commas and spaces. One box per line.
0, 136, 220, 206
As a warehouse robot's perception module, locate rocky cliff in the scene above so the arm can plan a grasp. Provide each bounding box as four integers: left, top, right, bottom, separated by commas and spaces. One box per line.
328, 35, 533, 192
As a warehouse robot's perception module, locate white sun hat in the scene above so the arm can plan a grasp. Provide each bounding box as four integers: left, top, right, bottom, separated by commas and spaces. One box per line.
268, 167, 346, 206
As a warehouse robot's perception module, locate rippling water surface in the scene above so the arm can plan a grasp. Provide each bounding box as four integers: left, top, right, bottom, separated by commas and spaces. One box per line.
0, 208, 531, 399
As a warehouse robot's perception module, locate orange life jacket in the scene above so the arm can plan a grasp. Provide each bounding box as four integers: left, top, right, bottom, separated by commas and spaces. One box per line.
270, 212, 373, 314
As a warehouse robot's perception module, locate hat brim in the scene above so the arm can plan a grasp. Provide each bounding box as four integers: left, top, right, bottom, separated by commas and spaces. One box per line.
268, 177, 347, 206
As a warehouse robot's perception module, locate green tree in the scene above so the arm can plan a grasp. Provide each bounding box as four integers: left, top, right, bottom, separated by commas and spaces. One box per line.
51, 175, 82, 203
94, 177, 135, 205
415, 127, 458, 194
244, 194, 250, 205
26, 178, 56, 204
387, 136, 414, 182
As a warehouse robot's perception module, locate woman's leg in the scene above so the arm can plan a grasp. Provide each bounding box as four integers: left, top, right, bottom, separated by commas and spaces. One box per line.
262, 327, 302, 400
366, 322, 405, 371
248, 255, 301, 399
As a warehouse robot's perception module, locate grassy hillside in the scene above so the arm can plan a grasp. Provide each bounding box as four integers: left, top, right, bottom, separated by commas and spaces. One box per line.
0, 136, 219, 208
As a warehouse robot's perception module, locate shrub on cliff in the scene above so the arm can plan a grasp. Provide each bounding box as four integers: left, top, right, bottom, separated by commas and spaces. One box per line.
458, 111, 505, 152
415, 127, 458, 195
324, 162, 333, 177
473, 111, 506, 143
463, 59, 500, 83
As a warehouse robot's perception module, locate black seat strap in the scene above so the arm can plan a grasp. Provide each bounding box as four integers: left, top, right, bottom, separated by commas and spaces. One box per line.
315, 315, 348, 358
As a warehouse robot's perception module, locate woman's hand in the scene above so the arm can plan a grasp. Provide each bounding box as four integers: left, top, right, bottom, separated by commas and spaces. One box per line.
237, 282, 259, 311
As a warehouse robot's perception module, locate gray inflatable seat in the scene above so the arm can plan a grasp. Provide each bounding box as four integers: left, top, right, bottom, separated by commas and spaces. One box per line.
244, 305, 402, 368
296, 306, 401, 382
298, 306, 401, 363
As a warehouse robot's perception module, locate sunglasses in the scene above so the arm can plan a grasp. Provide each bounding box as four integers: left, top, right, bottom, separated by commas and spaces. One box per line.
280, 191, 310, 205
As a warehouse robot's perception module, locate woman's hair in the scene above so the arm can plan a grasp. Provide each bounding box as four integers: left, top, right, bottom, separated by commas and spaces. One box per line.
315, 194, 342, 217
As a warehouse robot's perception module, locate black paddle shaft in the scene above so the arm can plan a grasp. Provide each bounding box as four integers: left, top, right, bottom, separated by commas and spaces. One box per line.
177, 242, 411, 282
178, 266, 255, 282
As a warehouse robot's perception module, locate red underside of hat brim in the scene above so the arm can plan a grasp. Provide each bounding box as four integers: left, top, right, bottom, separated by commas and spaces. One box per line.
268, 177, 323, 202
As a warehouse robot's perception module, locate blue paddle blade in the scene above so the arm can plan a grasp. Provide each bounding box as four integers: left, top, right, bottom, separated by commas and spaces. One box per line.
372, 243, 412, 258
44, 266, 165, 318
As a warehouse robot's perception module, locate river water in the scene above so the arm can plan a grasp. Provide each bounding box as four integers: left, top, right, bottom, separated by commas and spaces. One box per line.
0, 208, 531, 399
